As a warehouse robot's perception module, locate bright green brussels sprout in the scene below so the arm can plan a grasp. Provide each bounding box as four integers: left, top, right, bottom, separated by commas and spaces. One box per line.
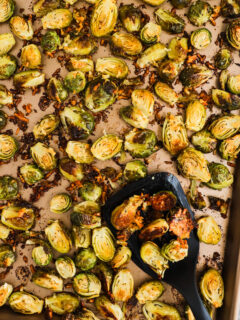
20, 163, 44, 185
72, 226, 91, 249
50, 193, 72, 214
41, 9, 72, 29
187, 1, 213, 26
67, 57, 94, 73
0, 222, 11, 240
112, 269, 134, 302
41, 30, 60, 52
45, 293, 79, 315
62, 35, 96, 56
0, 134, 18, 160
111, 246, 132, 269
110, 32, 143, 58
66, 141, 94, 164
155, 82, 179, 106
91, 134, 122, 160
21, 44, 41, 69
0, 244, 15, 267
190, 28, 212, 49
96, 57, 128, 79
47, 77, 68, 102
197, 216, 221, 244
206, 162, 233, 189
209, 115, 240, 140
92, 226, 115, 262
199, 269, 224, 308
0, 54, 17, 80
95, 262, 113, 293
45, 220, 72, 254
226, 19, 240, 49
123, 160, 147, 182
71, 201, 101, 229
171, 0, 191, 9
179, 64, 213, 88
63, 71, 86, 93
33, 0, 60, 17
143, 301, 181, 320
13, 70, 45, 88
33, 114, 59, 140
187, 179, 206, 210
31, 142, 57, 171
79, 182, 102, 202
168, 37, 188, 62
140, 241, 169, 277
73, 273, 101, 298
137, 43, 167, 68
0, 176, 18, 200
59, 158, 84, 182
10, 16, 33, 40
0, 0, 14, 22
155, 8, 185, 34
55, 256, 76, 279
90, 0, 117, 37
0, 84, 13, 106
212, 89, 240, 111
162, 113, 189, 156
227, 74, 240, 94
186, 100, 207, 131
140, 22, 161, 44
214, 48, 232, 70
177, 147, 211, 182
219, 134, 240, 160
139, 219, 169, 241
1, 204, 35, 230
136, 280, 164, 304
75, 247, 97, 271
9, 291, 44, 314
119, 5, 142, 33
158, 60, 181, 84
124, 128, 157, 158
95, 295, 125, 320
0, 283, 13, 306
32, 269, 63, 291
161, 239, 188, 262
0, 110, 7, 129
0, 33, 15, 55
191, 130, 217, 153
31, 241, 52, 266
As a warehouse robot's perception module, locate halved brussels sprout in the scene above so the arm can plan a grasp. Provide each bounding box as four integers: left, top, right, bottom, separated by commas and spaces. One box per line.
124, 160, 147, 182
168, 37, 188, 62
59, 158, 84, 182
124, 128, 157, 158
143, 301, 181, 320
221, 0, 240, 17
73, 273, 101, 298
21, 44, 41, 69
111, 246, 132, 269
33, 114, 59, 140
179, 64, 213, 88
191, 130, 217, 153
137, 43, 167, 68
79, 182, 102, 202
91, 134, 122, 161
132, 89, 155, 114
161, 239, 188, 262
226, 19, 240, 49
214, 48, 232, 70
45, 220, 72, 254
32, 269, 63, 291
0, 54, 17, 80
62, 35, 96, 56
55, 256, 76, 279
185, 100, 206, 132
197, 216, 221, 244
0, 134, 18, 160
177, 147, 211, 182
67, 57, 94, 73
162, 113, 189, 156
1, 205, 35, 231
136, 280, 164, 304
41, 30, 60, 52
13, 70, 45, 88
47, 77, 68, 102
140, 241, 169, 277
0, 222, 11, 240
155, 8, 185, 34
31, 142, 57, 171
75, 308, 100, 320
212, 89, 240, 111
75, 247, 97, 271
90, 0, 117, 37
95, 262, 113, 293
110, 32, 143, 58
158, 60, 181, 84
227, 74, 240, 94
0, 85, 13, 106
150, 191, 177, 211
0, 283, 13, 306
9, 291, 44, 314
0, 110, 7, 129
187, 1, 213, 26
41, 9, 73, 29
206, 162, 233, 189
71, 201, 101, 229
0, 0, 14, 22
64, 71, 86, 93
92, 226, 115, 262
0, 175, 18, 200
140, 22, 161, 44
112, 269, 134, 302
190, 28, 212, 49
31, 241, 52, 266
171, 0, 191, 8
209, 115, 240, 140
0, 33, 15, 55
168, 207, 194, 238
66, 141, 94, 164
120, 105, 150, 129
10, 16, 33, 40
0, 244, 15, 267
187, 179, 206, 210
220, 70, 229, 91
45, 293, 79, 315
33, 0, 60, 17
96, 57, 128, 79
139, 219, 169, 241
95, 295, 124, 320
72, 226, 91, 249
119, 4, 142, 33
219, 134, 240, 160
50, 193, 72, 214
199, 269, 224, 308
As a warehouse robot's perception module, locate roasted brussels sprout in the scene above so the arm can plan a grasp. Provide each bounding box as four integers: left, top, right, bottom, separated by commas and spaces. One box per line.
1, 204, 35, 230
0, 134, 18, 160
197, 216, 221, 244
59, 158, 84, 182
112, 269, 134, 302
226, 19, 240, 50
209, 115, 240, 139
71, 201, 101, 229
45, 220, 72, 254
161, 239, 188, 262
120, 105, 150, 129
31, 241, 52, 266
13, 70, 45, 88
10, 16, 33, 40
79, 182, 102, 202
177, 147, 211, 182
199, 269, 224, 308
155, 8, 185, 34
119, 5, 142, 33
0, 110, 7, 129
111, 246, 132, 269
227, 74, 240, 94
0, 54, 17, 80
188, 1, 213, 26
73, 273, 101, 298
66, 141, 94, 164
0, 244, 15, 267
92, 226, 115, 262
179, 64, 213, 88
91, 134, 122, 160
187, 179, 206, 209
75, 308, 100, 320
137, 43, 167, 68
206, 162, 233, 189
33, 114, 59, 140
110, 32, 143, 58
21, 44, 41, 69
221, 0, 240, 17
191, 130, 217, 153
123, 160, 147, 182
33, 0, 60, 17
185, 100, 206, 131
75, 247, 97, 271
0, 84, 13, 106
162, 113, 189, 155
67, 57, 94, 73
9, 291, 44, 314
136, 280, 164, 304
50, 193, 72, 214
150, 191, 177, 211
171, 0, 191, 9
190, 28, 212, 49
32, 269, 63, 291
214, 48, 232, 70
31, 142, 57, 171
220, 69, 229, 90
62, 35, 96, 56
130, 88, 154, 114
139, 219, 169, 241
142, 0, 166, 5
0, 222, 11, 240
96, 57, 128, 79
72, 226, 91, 248
168, 37, 188, 62
219, 134, 240, 160
64, 71, 86, 93
168, 207, 194, 239
90, 0, 117, 37
158, 60, 181, 84
0, 0, 14, 22
41, 9, 72, 29
95, 262, 113, 293
212, 89, 240, 111
47, 77, 68, 102
0, 33, 15, 55
143, 301, 181, 320
41, 30, 60, 53
0, 283, 13, 306
95, 295, 125, 320
55, 256, 76, 279
140, 22, 161, 44
0, 175, 18, 200
45, 293, 79, 315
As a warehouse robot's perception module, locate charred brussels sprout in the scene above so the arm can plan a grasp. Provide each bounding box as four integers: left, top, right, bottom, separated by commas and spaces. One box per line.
9, 291, 44, 314
71, 201, 101, 229
59, 158, 84, 182
209, 115, 240, 139
0, 134, 17, 160
119, 5, 142, 33
0, 84, 13, 106
0, 111, 7, 129
31, 242, 52, 266
75, 309, 100, 320
10, 16, 33, 40
75, 247, 97, 271
212, 89, 240, 111
179, 64, 213, 88
214, 48, 232, 70
1, 204, 35, 230
185, 100, 206, 131
120, 105, 149, 129
219, 134, 240, 160
227, 74, 240, 94
45, 293, 79, 315
55, 256, 76, 279
50, 193, 72, 214
47, 78, 68, 102
226, 19, 240, 49
33, 0, 60, 17
92, 226, 115, 262
96, 57, 128, 79
0, 283, 13, 306
45, 220, 72, 254
188, 1, 213, 26
0, 176, 18, 200
143, 301, 181, 320
206, 162, 233, 189
62, 35, 96, 56
67, 57, 94, 73
41, 9, 72, 29
79, 182, 102, 201
91, 134, 122, 160
171, 0, 191, 9
111, 246, 132, 268
95, 262, 113, 293
32, 269, 63, 291
66, 141, 94, 165
124, 160, 147, 182
33, 114, 59, 140
31, 142, 57, 171
190, 28, 212, 49
158, 60, 181, 84
161, 239, 188, 262
112, 269, 134, 302
13, 70, 45, 88
191, 130, 217, 153
64, 71, 86, 93
124, 128, 157, 158
162, 114, 189, 155
41, 30, 60, 53
221, 0, 240, 17
0, 33, 15, 55
0, 0, 14, 22
21, 44, 41, 69
199, 269, 224, 308
220, 70, 229, 90
95, 295, 124, 320
0, 245, 15, 267
73, 273, 101, 298
140, 22, 161, 44
168, 37, 188, 62
136, 281, 164, 304
150, 191, 177, 211
137, 43, 167, 68
72, 226, 91, 249
110, 32, 143, 58
187, 179, 206, 210
155, 8, 185, 34
197, 216, 221, 244
0, 54, 17, 80
20, 164, 44, 185
139, 219, 169, 241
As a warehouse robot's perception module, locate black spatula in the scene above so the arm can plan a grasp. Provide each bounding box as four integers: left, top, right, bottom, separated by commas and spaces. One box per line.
102, 172, 211, 320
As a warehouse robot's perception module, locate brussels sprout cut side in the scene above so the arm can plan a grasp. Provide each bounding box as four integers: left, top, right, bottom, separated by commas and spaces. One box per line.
45, 293, 79, 315
31, 269, 63, 291
190, 28, 212, 49
10, 16, 33, 40
59, 158, 84, 182
226, 19, 240, 49
21, 44, 42, 69
124, 160, 147, 182
0, 283, 13, 307
50, 193, 72, 213
140, 22, 161, 44
73, 273, 101, 298
0, 175, 18, 200
0, 0, 15, 23
0, 54, 17, 80
41, 9, 73, 29
9, 291, 44, 314
92, 226, 116, 262
95, 295, 125, 320
0, 244, 15, 267
1, 204, 35, 231
143, 301, 181, 320
33, 114, 59, 140
206, 162, 233, 189
112, 269, 134, 302
136, 280, 164, 304
197, 216, 221, 244
55, 256, 76, 279
188, 1, 213, 26
45, 220, 72, 253
0, 33, 15, 56
91, 134, 122, 160
155, 8, 185, 34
